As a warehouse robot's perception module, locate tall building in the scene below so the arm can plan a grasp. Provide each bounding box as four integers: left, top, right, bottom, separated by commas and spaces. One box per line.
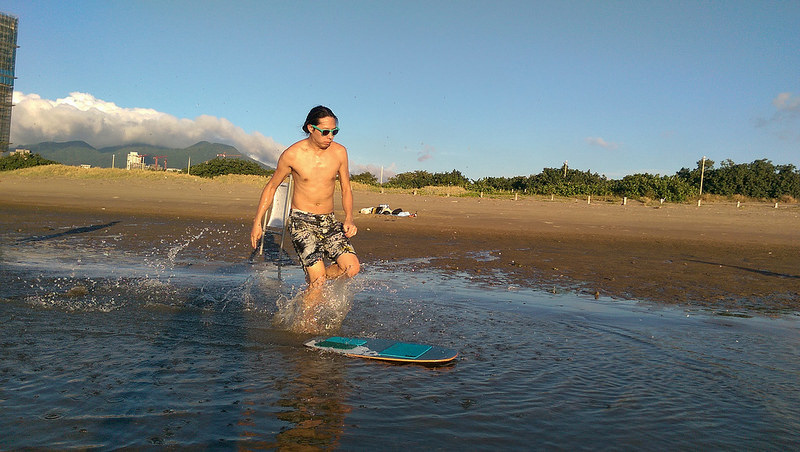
0, 12, 18, 150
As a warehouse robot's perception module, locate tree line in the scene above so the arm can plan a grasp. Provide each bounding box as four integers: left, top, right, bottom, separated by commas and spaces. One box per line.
0, 152, 59, 171
3, 152, 798, 202
353, 158, 800, 202
187, 157, 270, 178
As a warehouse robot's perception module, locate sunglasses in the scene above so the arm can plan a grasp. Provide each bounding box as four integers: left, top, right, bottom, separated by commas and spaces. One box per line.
310, 124, 340, 136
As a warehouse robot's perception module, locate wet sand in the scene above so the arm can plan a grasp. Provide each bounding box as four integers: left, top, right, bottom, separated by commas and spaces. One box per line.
2, 169, 798, 312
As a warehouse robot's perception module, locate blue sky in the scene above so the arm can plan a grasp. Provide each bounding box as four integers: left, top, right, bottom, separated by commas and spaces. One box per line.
3, 0, 798, 179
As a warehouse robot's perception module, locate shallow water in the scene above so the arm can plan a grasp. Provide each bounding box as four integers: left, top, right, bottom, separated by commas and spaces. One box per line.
1, 217, 799, 449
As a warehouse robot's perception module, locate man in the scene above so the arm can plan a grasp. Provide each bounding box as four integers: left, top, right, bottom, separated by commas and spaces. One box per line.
250, 106, 360, 307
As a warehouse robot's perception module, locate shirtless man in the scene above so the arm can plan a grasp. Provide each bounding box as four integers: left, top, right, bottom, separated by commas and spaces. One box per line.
250, 106, 360, 306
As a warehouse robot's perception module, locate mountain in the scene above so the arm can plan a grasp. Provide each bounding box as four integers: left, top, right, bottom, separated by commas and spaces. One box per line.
21, 141, 98, 164
10, 141, 270, 170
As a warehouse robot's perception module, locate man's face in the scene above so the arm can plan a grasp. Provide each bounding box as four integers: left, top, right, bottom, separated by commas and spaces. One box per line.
309, 116, 337, 149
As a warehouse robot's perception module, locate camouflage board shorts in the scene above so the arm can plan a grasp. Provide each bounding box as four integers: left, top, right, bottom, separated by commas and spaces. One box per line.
288, 209, 356, 269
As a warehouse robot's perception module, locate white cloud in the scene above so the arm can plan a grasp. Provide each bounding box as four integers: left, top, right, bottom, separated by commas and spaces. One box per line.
10, 91, 285, 165
585, 136, 620, 150
755, 92, 800, 141
773, 92, 800, 112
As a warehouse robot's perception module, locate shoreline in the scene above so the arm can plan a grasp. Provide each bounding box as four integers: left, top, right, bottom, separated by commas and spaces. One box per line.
2, 168, 799, 314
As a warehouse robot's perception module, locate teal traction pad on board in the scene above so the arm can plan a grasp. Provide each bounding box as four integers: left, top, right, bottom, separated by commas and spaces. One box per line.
378, 342, 432, 359
316, 337, 368, 350
306, 336, 458, 363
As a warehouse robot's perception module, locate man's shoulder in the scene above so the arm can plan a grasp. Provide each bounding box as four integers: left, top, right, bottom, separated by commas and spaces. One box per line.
283, 140, 306, 153
330, 142, 348, 156
279, 140, 305, 160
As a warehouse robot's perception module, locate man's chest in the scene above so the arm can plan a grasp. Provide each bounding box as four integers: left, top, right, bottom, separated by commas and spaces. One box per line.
294, 153, 339, 179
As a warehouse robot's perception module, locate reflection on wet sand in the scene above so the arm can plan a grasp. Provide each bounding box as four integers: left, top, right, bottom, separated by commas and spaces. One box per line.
237, 273, 353, 450
267, 282, 355, 448
270, 354, 350, 449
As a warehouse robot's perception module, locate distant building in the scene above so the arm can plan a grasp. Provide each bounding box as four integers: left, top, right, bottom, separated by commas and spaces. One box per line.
0, 12, 18, 151
9, 147, 28, 156
126, 151, 145, 170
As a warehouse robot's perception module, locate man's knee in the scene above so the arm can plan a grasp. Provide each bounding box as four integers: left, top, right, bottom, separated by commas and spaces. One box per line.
338, 263, 359, 278
338, 256, 360, 278
347, 260, 360, 277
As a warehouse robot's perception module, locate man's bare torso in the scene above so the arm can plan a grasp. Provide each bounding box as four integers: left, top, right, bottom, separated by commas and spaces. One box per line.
286, 140, 346, 214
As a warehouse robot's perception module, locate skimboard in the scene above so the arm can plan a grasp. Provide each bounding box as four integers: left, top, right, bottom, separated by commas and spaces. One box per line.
305, 336, 458, 364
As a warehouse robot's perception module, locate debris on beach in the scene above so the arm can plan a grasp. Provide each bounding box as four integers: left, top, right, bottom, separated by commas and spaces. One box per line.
359, 204, 416, 217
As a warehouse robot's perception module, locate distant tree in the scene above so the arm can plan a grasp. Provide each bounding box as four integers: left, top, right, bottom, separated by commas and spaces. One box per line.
705, 159, 746, 196
528, 167, 610, 196
704, 159, 800, 199
739, 159, 774, 198
351, 171, 378, 185
611, 173, 695, 201
188, 157, 270, 178
386, 169, 470, 189
0, 152, 59, 171
386, 170, 435, 188
507, 175, 527, 192
775, 163, 800, 198
470, 176, 515, 192
676, 158, 715, 189
432, 169, 470, 187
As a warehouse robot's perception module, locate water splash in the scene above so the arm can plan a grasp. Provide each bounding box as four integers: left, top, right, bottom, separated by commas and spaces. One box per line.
4, 221, 363, 324
21, 274, 187, 313
273, 276, 359, 334
165, 228, 207, 267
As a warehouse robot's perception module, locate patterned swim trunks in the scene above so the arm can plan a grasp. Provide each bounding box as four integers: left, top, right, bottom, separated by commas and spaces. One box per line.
288, 209, 356, 269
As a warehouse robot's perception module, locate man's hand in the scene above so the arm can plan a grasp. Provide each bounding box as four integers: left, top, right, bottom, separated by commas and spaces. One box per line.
250, 223, 263, 249
343, 220, 357, 238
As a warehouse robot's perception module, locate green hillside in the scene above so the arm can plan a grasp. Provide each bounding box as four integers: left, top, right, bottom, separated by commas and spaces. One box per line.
11, 141, 270, 171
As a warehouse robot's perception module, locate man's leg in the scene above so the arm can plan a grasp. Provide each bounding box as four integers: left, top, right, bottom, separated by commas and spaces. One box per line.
326, 253, 360, 279
303, 260, 327, 310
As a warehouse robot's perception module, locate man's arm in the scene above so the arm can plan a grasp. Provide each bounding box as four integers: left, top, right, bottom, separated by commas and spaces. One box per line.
338, 148, 357, 238
250, 154, 293, 248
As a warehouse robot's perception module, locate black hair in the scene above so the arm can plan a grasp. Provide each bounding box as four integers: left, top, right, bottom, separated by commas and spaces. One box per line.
302, 105, 338, 134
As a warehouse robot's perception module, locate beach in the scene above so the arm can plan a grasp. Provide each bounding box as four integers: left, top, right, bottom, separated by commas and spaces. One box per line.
3, 167, 800, 449
1, 167, 798, 313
